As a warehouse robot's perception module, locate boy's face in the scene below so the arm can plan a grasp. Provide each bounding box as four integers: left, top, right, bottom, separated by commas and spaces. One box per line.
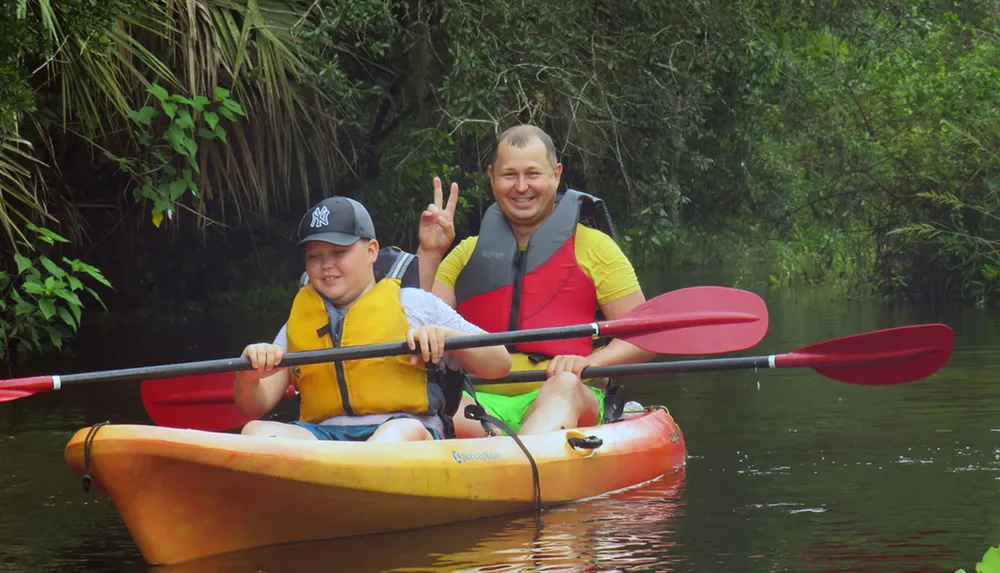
304, 239, 378, 305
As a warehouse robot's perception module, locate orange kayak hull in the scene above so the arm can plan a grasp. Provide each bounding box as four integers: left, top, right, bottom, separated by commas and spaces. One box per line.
64, 408, 685, 565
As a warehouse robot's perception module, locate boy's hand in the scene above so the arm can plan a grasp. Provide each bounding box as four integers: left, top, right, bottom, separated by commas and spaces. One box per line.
242, 343, 285, 376
406, 325, 458, 365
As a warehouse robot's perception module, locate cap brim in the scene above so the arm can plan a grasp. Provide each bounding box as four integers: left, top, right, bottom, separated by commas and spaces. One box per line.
298, 232, 362, 247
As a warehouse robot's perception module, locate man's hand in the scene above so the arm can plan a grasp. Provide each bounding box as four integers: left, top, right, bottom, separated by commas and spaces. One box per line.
418, 176, 459, 257
546, 354, 593, 378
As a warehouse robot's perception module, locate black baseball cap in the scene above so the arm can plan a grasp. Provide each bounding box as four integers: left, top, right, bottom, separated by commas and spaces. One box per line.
297, 196, 377, 246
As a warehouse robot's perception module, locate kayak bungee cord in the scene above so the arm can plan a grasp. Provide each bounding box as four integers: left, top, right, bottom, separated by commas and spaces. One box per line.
81, 421, 110, 493
461, 377, 543, 511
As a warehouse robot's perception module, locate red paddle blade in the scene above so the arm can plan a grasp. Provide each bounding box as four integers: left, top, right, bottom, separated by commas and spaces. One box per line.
0, 376, 56, 402
140, 373, 254, 431
615, 286, 768, 354
777, 324, 954, 385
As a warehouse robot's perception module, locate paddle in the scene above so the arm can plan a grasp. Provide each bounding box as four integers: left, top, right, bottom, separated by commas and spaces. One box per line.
144, 322, 952, 433
466, 323, 954, 387
0, 286, 768, 407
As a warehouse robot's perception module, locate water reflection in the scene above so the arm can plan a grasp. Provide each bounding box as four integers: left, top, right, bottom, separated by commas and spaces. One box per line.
146, 473, 687, 573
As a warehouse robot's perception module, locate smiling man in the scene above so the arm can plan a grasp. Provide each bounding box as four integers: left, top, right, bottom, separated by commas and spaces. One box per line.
418, 125, 655, 437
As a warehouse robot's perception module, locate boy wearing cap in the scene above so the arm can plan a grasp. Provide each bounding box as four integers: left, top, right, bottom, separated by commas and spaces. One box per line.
234, 197, 511, 442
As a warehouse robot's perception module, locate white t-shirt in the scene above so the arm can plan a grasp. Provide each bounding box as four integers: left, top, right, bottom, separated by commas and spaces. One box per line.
273, 287, 485, 432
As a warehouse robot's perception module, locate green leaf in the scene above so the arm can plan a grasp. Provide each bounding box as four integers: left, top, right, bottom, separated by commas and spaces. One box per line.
130, 106, 157, 126
175, 109, 195, 130
213, 86, 231, 101
37, 227, 69, 243
217, 106, 236, 122
222, 99, 245, 116
65, 259, 112, 288
48, 328, 63, 349
977, 546, 1000, 573
181, 136, 198, 158
38, 298, 56, 320
22, 282, 45, 295
68, 275, 83, 291
40, 256, 67, 278
70, 301, 82, 325
169, 179, 188, 200
58, 307, 77, 330
54, 289, 83, 307
162, 101, 178, 119
14, 301, 33, 316
44, 276, 66, 291
198, 128, 217, 140
14, 253, 32, 274
204, 111, 219, 131
148, 84, 169, 101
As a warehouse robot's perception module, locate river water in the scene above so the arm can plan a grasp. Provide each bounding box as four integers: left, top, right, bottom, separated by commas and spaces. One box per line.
1, 266, 997, 572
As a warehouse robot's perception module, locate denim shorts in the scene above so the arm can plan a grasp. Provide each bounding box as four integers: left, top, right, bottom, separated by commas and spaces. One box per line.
290, 415, 443, 441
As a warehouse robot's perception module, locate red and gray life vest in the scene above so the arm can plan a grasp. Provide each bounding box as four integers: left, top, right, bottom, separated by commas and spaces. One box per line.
454, 190, 615, 358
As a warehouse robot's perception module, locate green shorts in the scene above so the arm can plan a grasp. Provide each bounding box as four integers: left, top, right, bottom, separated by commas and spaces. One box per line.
463, 386, 606, 435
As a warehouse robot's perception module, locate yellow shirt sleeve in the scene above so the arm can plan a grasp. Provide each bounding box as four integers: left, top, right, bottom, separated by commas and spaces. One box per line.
434, 236, 479, 290
573, 225, 642, 306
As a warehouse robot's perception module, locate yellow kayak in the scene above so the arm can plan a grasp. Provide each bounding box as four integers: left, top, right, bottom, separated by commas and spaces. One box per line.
64, 408, 685, 565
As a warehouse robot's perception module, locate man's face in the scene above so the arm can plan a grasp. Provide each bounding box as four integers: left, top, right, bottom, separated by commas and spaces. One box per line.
303, 239, 377, 305
488, 137, 563, 230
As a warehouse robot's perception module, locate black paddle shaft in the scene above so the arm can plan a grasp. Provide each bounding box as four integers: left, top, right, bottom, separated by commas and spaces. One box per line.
57, 323, 602, 385
468, 355, 777, 385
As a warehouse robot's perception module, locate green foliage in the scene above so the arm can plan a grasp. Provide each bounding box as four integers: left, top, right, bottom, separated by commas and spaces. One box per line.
957, 545, 1000, 573
0, 224, 111, 361
109, 84, 245, 227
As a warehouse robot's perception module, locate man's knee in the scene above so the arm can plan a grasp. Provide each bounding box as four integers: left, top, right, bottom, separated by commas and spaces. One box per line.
538, 372, 587, 400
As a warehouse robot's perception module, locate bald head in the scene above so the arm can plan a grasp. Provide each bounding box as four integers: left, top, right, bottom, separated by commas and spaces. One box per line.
491, 125, 558, 170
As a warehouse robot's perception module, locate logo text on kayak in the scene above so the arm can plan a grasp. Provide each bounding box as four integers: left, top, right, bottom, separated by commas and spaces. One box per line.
452, 450, 500, 463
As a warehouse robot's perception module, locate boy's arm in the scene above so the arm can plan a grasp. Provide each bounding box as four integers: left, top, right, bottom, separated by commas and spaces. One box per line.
233, 339, 292, 419
414, 291, 510, 379
443, 329, 511, 379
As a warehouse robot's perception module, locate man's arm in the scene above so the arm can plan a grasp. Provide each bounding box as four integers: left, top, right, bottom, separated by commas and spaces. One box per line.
431, 279, 458, 309
428, 236, 476, 309
580, 291, 656, 367
417, 177, 459, 290
545, 228, 654, 377
417, 248, 444, 293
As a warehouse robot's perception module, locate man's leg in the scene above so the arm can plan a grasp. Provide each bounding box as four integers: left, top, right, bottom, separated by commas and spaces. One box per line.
452, 394, 490, 438
517, 373, 601, 435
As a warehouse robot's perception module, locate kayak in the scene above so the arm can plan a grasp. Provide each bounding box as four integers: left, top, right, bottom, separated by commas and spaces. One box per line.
149, 470, 687, 573
64, 407, 685, 565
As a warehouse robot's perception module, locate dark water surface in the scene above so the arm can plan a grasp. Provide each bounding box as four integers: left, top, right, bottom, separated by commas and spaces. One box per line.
1, 268, 997, 572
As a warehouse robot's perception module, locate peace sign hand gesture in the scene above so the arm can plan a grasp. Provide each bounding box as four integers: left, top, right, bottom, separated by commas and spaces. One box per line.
419, 176, 459, 257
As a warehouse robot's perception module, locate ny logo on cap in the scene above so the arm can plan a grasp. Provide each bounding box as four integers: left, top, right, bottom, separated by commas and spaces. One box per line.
310, 206, 330, 228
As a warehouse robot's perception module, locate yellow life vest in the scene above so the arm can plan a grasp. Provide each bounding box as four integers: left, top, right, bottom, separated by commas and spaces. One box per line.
286, 277, 438, 423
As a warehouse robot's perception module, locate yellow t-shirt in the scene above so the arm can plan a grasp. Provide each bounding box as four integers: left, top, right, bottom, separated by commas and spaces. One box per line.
435, 224, 640, 307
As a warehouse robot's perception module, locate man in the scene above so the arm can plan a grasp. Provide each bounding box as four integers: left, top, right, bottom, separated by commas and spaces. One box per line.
417, 125, 653, 437
234, 196, 511, 442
